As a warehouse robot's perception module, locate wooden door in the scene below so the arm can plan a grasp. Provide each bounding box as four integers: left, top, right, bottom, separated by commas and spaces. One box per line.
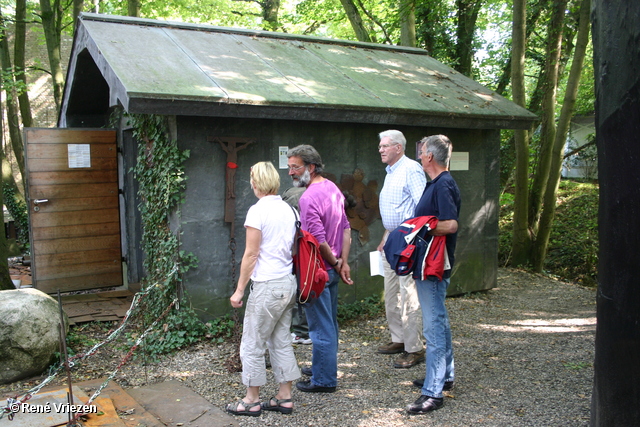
25, 128, 123, 293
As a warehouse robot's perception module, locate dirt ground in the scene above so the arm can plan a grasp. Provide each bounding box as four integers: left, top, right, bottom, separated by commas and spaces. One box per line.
1, 268, 597, 426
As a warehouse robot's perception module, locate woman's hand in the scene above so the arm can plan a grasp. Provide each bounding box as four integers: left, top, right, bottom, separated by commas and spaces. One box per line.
230, 289, 244, 308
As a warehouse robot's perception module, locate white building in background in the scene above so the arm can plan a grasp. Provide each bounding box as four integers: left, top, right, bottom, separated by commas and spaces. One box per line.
562, 115, 597, 180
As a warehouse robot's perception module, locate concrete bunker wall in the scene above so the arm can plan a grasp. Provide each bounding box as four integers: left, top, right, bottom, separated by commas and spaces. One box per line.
174, 116, 500, 321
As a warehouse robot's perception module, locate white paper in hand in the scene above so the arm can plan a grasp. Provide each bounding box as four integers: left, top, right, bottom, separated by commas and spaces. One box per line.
369, 251, 385, 276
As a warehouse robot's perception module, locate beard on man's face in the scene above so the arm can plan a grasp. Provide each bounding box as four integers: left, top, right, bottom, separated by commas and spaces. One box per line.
292, 168, 311, 188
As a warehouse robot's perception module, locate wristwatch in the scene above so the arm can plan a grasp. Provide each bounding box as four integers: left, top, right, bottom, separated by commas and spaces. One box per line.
332, 259, 340, 267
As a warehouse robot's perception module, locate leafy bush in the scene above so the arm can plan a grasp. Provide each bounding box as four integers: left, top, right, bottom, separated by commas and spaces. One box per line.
499, 179, 599, 286
545, 180, 599, 285
338, 296, 385, 324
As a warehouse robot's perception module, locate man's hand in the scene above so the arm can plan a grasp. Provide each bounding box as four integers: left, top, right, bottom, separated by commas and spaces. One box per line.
339, 260, 354, 285
377, 231, 389, 252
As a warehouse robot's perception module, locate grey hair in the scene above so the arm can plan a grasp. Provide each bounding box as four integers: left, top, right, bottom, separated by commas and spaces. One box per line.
378, 129, 406, 150
287, 144, 324, 175
421, 134, 453, 167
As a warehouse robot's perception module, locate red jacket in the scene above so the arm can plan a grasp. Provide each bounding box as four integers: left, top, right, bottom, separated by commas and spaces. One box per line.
383, 216, 449, 281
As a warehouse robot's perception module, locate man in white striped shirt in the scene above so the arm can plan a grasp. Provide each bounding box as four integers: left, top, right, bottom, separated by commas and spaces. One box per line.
376, 130, 427, 369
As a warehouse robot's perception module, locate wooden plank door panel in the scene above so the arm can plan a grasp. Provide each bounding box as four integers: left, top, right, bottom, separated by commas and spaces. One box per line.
25, 128, 123, 293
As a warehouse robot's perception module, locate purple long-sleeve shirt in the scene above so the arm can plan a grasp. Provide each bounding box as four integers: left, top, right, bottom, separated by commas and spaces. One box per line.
298, 179, 350, 268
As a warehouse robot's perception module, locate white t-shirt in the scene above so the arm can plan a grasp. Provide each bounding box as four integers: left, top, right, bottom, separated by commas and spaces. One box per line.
244, 195, 296, 282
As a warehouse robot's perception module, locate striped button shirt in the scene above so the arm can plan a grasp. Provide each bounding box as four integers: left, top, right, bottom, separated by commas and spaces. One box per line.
379, 155, 426, 231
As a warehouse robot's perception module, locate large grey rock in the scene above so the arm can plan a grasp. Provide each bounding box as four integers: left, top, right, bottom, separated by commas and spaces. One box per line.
0, 288, 68, 384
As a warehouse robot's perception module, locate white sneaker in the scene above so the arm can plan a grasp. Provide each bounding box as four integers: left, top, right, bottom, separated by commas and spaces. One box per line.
291, 333, 312, 345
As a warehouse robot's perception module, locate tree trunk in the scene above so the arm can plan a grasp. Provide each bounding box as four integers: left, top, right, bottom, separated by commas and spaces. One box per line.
73, 0, 84, 30
339, 0, 372, 42
526, 0, 568, 239
0, 90, 16, 291
399, 0, 416, 47
494, 0, 549, 96
591, 1, 640, 424
454, 0, 483, 76
14, 0, 33, 129
39, 0, 65, 111
532, 0, 591, 271
2, 147, 28, 244
128, 0, 140, 17
0, 11, 26, 182
510, 0, 531, 267
0, 181, 13, 290
261, 0, 280, 31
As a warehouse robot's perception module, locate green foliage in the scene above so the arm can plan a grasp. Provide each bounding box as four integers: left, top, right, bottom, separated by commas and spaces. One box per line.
125, 113, 206, 356
140, 309, 206, 356
1, 69, 28, 100
65, 322, 111, 355
572, 44, 595, 115
99, 0, 263, 29
2, 183, 29, 251
499, 179, 599, 286
337, 295, 384, 324
544, 180, 598, 286
415, 0, 456, 63
204, 315, 236, 344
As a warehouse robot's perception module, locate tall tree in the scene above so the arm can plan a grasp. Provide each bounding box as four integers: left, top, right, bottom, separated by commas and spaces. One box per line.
73, 0, 84, 30
14, 0, 33, 129
510, 0, 531, 266
399, 0, 416, 47
235, 0, 281, 31
128, 0, 140, 17
261, 0, 280, 30
454, 0, 484, 76
415, 0, 455, 60
38, 0, 66, 110
526, 0, 568, 234
511, 0, 569, 268
532, 0, 591, 269
0, 9, 26, 181
0, 89, 16, 291
339, 0, 372, 42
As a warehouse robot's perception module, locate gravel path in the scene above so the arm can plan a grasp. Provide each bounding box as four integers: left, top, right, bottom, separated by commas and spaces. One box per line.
2, 268, 596, 426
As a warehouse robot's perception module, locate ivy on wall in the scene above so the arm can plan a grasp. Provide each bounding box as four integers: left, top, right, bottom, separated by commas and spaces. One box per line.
2, 183, 29, 251
126, 113, 204, 355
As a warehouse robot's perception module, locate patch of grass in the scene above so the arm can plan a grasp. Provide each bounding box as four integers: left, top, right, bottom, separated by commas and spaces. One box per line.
562, 361, 592, 370
499, 179, 599, 286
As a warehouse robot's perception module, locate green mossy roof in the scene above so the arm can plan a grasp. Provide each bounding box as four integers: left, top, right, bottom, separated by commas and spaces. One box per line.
67, 13, 536, 129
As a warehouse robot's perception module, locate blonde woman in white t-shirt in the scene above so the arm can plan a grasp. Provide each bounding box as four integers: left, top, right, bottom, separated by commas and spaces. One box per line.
228, 161, 300, 417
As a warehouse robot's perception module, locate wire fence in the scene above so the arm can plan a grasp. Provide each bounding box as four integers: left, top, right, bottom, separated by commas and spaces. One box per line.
0, 266, 179, 423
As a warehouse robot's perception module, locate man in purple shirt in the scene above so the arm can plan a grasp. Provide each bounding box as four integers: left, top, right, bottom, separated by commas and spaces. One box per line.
287, 145, 353, 393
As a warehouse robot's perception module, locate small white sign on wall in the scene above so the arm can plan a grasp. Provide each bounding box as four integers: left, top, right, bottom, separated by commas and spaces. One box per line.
68, 144, 91, 168
450, 152, 469, 171
279, 146, 289, 169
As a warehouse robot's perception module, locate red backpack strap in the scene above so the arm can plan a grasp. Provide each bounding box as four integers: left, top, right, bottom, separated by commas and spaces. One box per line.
288, 204, 301, 273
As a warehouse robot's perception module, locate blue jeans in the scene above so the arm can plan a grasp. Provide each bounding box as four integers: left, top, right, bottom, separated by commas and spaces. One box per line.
305, 269, 339, 387
416, 276, 455, 398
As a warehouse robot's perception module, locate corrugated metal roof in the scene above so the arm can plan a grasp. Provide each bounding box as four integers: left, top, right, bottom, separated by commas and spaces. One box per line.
65, 13, 536, 129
